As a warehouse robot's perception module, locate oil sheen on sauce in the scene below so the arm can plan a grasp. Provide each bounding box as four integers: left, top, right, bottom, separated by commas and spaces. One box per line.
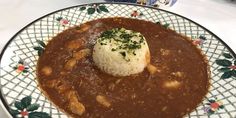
36, 17, 210, 118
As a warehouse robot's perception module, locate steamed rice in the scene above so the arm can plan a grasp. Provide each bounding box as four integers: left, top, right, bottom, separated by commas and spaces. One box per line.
92, 28, 150, 76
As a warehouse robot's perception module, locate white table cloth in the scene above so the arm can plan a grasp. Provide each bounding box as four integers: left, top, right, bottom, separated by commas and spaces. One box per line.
1, 0, 236, 117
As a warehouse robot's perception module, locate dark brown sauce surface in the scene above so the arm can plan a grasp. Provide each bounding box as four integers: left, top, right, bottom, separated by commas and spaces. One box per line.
37, 17, 210, 118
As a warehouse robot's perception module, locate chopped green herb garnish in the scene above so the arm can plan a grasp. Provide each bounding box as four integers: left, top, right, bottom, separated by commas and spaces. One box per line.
126, 58, 131, 62
100, 30, 115, 39
140, 37, 144, 41
120, 33, 133, 41
100, 42, 107, 45
98, 28, 146, 61
127, 44, 141, 49
120, 51, 126, 57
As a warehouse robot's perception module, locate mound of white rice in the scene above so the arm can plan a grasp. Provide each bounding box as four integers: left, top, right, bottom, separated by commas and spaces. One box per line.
93, 28, 150, 76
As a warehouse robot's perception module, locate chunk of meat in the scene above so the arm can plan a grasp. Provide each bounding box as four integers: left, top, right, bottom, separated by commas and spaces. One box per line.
162, 106, 168, 111
64, 49, 91, 70
163, 80, 181, 89
69, 101, 85, 116
66, 39, 84, 50
45, 79, 61, 88
108, 83, 115, 91
145, 50, 150, 64
46, 79, 71, 94
57, 83, 71, 94
77, 24, 91, 33
41, 66, 52, 76
96, 95, 111, 108
64, 58, 77, 70
115, 79, 122, 84
67, 91, 85, 116
160, 48, 170, 56
46, 80, 85, 115
171, 71, 185, 78
73, 48, 91, 60
147, 64, 158, 75
131, 93, 137, 99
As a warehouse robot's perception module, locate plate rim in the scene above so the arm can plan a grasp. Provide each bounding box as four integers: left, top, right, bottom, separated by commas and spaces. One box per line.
0, 2, 236, 118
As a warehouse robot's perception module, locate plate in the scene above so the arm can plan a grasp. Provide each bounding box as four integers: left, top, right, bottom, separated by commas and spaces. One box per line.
0, 2, 236, 118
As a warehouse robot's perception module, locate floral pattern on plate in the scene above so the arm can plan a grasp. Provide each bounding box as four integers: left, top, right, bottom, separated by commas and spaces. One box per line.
10, 96, 51, 118
13, 59, 29, 74
80, 4, 109, 15
216, 53, 236, 79
0, 3, 235, 118
203, 98, 224, 115
56, 17, 69, 27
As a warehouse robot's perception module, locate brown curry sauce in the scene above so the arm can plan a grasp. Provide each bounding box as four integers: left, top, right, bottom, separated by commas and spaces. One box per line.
37, 17, 210, 118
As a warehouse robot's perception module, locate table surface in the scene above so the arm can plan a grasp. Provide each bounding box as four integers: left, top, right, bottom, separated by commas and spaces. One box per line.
0, 0, 236, 117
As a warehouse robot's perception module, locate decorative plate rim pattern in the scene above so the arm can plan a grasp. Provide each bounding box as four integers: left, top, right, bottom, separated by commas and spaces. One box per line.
0, 2, 236, 118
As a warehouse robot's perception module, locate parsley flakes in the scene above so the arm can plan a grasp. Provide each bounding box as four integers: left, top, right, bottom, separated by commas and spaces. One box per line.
97, 28, 146, 61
